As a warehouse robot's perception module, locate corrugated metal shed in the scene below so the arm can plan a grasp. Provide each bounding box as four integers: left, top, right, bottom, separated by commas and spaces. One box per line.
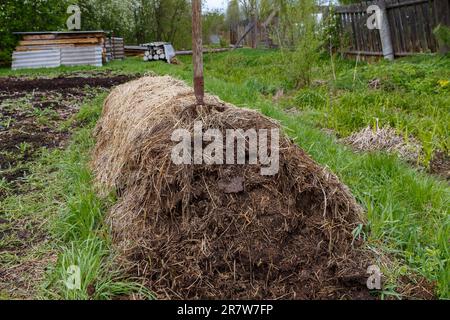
61, 46, 103, 67
12, 46, 104, 70
12, 50, 61, 70
11, 31, 108, 70
11, 31, 128, 70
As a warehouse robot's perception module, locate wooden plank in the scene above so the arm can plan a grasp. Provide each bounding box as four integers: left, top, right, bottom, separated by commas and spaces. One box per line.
387, 0, 428, 8
15, 44, 74, 51
359, 4, 369, 51
54, 33, 105, 40
349, 12, 358, 51
411, 1, 421, 51
344, 50, 384, 56
73, 43, 103, 47
387, 6, 401, 54
20, 38, 101, 46
335, 5, 366, 13
338, 12, 345, 51
344, 49, 415, 56
424, 0, 437, 51
359, 10, 368, 51
21, 33, 106, 43
176, 48, 230, 55
407, 4, 419, 51
417, 2, 429, 51
23, 34, 57, 40
395, 0, 407, 52
399, 1, 411, 52
344, 12, 352, 50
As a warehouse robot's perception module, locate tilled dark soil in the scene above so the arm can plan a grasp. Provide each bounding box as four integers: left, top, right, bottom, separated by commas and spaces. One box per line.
0, 73, 137, 195
430, 151, 450, 181
0, 72, 138, 298
0, 75, 133, 97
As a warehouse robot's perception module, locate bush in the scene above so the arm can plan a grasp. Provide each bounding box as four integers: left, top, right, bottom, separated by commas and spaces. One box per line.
276, 0, 321, 88
433, 24, 450, 53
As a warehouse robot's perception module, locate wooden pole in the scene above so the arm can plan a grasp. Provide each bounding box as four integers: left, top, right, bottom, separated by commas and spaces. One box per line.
192, 0, 204, 105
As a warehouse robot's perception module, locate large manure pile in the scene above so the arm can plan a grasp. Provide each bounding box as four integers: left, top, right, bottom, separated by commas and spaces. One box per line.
92, 76, 372, 299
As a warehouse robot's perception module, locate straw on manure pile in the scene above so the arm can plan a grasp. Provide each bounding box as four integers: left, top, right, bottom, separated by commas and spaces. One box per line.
92, 76, 372, 299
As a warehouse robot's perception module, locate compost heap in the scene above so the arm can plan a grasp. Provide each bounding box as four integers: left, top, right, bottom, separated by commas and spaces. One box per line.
92, 76, 372, 299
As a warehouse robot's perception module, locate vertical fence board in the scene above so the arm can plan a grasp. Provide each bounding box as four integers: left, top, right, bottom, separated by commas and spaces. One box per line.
387, 6, 399, 53
394, 1, 406, 53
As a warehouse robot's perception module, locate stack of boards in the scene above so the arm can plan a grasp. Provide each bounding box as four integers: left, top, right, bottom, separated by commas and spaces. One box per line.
105, 37, 125, 62
142, 42, 176, 63
144, 47, 166, 61
11, 31, 124, 70
124, 45, 147, 57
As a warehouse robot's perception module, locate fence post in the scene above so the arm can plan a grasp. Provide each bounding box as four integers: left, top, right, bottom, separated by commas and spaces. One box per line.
378, 0, 394, 60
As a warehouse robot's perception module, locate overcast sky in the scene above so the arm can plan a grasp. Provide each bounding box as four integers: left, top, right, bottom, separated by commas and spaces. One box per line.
204, 0, 227, 11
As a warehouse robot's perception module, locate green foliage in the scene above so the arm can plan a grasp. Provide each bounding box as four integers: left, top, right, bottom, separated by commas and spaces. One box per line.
226, 0, 241, 27
321, 5, 341, 53
73, 0, 194, 48
328, 56, 450, 161
44, 110, 152, 299
74, 0, 135, 42
277, 0, 322, 88
434, 24, 450, 51
0, 0, 69, 65
203, 10, 226, 45
0, 0, 228, 65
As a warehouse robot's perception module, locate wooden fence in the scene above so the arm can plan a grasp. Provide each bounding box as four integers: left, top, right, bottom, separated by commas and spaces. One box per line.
334, 0, 450, 58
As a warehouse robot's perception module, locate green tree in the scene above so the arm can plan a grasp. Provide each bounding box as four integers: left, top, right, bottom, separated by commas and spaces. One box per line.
0, 0, 69, 65
129, 0, 192, 48
203, 10, 226, 45
226, 0, 241, 44
275, 0, 321, 88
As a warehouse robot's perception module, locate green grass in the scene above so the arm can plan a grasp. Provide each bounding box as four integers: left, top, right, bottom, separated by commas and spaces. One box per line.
1, 94, 152, 300
45, 95, 152, 299
0, 50, 448, 298
202, 50, 450, 166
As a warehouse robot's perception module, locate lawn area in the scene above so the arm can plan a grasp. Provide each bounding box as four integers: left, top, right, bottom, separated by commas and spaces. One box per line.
0, 50, 449, 299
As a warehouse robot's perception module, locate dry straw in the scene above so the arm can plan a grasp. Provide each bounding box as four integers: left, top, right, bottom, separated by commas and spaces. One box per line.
342, 125, 422, 163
